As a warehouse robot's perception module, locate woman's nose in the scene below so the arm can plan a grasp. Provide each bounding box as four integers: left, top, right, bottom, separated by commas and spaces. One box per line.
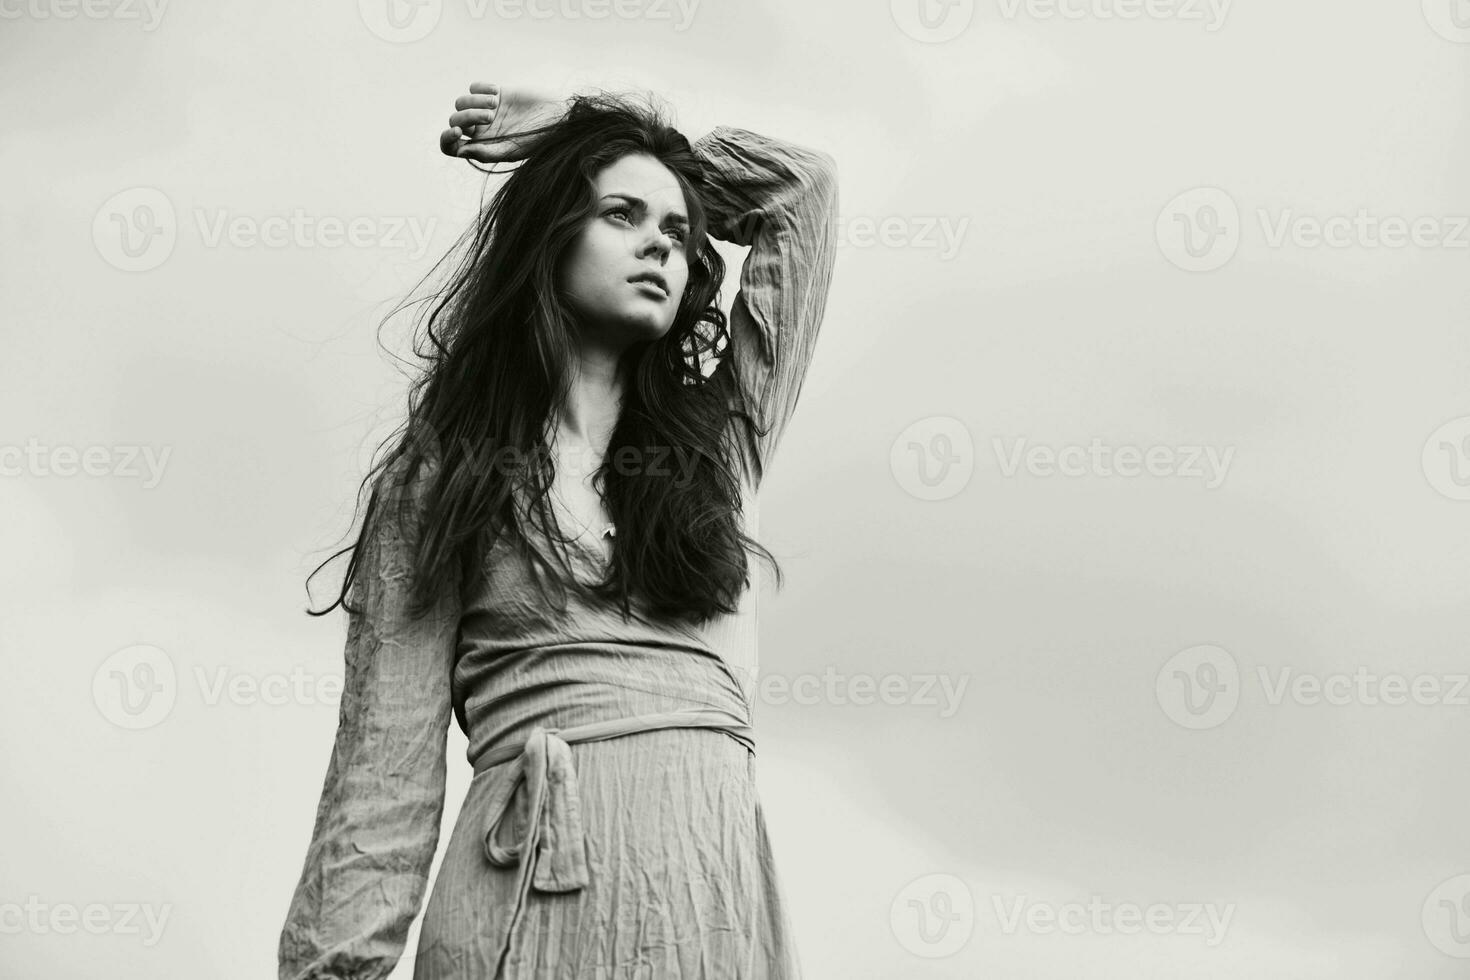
639, 227, 674, 259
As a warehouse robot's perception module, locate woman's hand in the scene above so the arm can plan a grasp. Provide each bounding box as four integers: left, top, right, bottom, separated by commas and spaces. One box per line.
438, 82, 571, 165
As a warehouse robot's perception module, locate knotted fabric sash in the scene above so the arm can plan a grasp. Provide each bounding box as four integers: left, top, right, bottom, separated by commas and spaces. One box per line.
470, 705, 756, 977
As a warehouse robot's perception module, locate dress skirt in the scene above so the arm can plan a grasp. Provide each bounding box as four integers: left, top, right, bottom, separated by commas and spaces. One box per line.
414, 728, 801, 979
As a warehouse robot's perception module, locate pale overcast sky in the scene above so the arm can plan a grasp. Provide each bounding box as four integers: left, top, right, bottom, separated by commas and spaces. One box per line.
4, 0, 1470, 976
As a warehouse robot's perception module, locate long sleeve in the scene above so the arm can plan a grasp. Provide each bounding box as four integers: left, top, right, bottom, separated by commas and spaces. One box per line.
690, 125, 839, 492
278, 462, 463, 980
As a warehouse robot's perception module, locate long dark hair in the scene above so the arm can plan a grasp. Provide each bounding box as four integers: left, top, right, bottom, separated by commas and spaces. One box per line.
305, 90, 781, 626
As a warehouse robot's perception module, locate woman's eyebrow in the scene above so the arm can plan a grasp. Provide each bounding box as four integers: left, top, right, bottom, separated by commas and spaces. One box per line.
600, 193, 691, 228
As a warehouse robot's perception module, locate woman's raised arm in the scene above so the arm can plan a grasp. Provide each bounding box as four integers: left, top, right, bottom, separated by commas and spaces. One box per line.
437, 87, 842, 491
690, 125, 840, 492
277, 459, 463, 980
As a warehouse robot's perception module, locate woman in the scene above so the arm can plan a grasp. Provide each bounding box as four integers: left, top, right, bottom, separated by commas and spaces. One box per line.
277, 82, 839, 979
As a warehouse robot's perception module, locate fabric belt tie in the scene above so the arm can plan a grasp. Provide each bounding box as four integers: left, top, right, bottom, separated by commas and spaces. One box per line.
476, 705, 755, 891
474, 706, 755, 977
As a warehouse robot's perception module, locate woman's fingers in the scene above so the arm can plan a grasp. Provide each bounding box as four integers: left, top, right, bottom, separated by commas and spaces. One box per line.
456, 144, 502, 163
438, 126, 508, 162
454, 93, 499, 111
448, 108, 496, 131
440, 83, 523, 163
439, 126, 459, 157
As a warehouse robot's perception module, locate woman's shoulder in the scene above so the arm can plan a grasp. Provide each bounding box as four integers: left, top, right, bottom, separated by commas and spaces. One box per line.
377, 437, 446, 502
367, 445, 448, 546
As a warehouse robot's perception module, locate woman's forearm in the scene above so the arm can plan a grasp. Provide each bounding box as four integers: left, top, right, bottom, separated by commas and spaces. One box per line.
689, 125, 840, 489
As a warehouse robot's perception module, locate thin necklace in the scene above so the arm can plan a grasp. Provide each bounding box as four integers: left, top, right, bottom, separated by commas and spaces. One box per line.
545, 423, 617, 542
550, 482, 616, 541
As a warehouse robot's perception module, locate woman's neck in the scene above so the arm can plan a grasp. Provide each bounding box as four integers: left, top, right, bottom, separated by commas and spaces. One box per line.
550, 346, 625, 457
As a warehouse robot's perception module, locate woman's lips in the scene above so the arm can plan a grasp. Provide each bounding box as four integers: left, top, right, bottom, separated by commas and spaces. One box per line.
630, 279, 667, 298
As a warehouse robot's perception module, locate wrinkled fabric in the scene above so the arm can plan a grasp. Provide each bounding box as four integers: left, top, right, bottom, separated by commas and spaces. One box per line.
277, 124, 839, 980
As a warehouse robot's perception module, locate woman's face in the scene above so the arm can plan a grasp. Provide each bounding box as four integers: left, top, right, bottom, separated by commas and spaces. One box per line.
559, 152, 692, 345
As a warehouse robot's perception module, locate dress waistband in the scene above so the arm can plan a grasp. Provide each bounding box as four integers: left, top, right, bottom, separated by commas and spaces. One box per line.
473, 706, 755, 977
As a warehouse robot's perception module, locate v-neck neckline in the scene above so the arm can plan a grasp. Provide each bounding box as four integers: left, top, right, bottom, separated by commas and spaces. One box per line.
548, 484, 615, 566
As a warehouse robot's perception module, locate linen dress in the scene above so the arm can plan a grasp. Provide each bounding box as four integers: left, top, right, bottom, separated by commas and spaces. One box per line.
277, 125, 839, 980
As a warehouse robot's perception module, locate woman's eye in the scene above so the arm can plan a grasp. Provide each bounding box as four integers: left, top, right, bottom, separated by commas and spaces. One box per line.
606, 208, 685, 244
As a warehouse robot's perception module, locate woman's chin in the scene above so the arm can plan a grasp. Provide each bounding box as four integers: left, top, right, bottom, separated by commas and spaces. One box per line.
621, 313, 675, 342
